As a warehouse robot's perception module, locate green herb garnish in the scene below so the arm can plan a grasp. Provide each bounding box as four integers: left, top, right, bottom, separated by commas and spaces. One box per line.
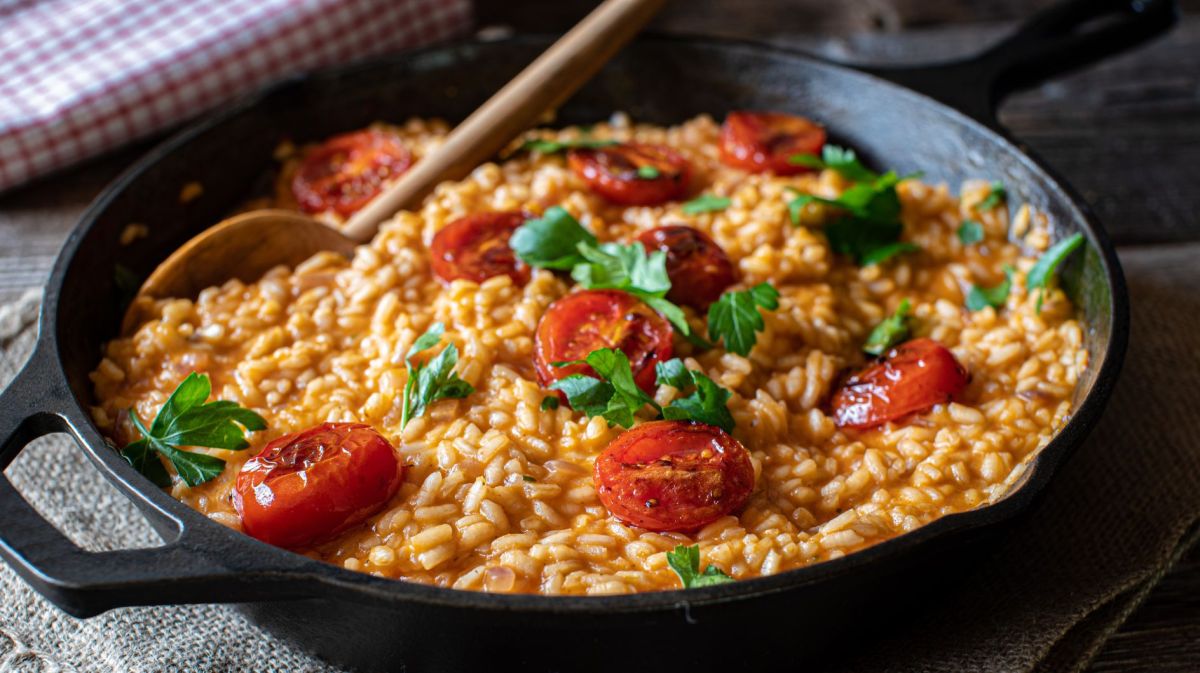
966, 265, 1015, 312
510, 206, 598, 270
540, 395, 560, 411
522, 475, 536, 483
122, 372, 265, 487
681, 194, 732, 215
1026, 233, 1084, 312
656, 359, 734, 432
512, 207, 706, 346
789, 145, 878, 183
401, 323, 474, 428
957, 220, 985, 245
551, 349, 735, 430
863, 299, 911, 356
706, 283, 780, 356
978, 181, 1007, 211
788, 170, 921, 266
550, 349, 658, 428
520, 137, 618, 154
667, 544, 734, 588
636, 165, 661, 179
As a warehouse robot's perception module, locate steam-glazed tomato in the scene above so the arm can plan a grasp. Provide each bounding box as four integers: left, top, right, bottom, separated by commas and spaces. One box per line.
429, 211, 529, 285
594, 420, 755, 532
831, 338, 969, 429
718, 111, 826, 175
534, 290, 673, 396
292, 129, 412, 217
636, 225, 735, 309
567, 143, 691, 206
234, 423, 403, 549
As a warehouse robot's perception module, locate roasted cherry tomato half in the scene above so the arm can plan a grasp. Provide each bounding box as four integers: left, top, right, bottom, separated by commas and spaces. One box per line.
429, 211, 529, 285
292, 129, 412, 217
234, 422, 403, 549
534, 289, 673, 396
567, 142, 692, 206
830, 338, 969, 429
595, 420, 755, 532
636, 225, 736, 309
718, 111, 826, 175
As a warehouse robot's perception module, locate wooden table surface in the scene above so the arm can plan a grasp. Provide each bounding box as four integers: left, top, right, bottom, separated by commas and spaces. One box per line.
1, 1, 1197, 670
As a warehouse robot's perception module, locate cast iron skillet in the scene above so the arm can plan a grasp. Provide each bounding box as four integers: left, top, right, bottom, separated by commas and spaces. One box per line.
0, 1, 1173, 670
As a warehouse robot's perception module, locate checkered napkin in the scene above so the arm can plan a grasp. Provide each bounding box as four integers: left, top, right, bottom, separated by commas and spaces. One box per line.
0, 0, 472, 194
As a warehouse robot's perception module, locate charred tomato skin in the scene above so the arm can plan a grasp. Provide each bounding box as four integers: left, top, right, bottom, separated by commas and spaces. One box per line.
429, 211, 529, 285
234, 422, 403, 549
636, 225, 736, 309
292, 128, 412, 217
534, 289, 674, 396
568, 143, 692, 206
594, 420, 755, 532
718, 111, 826, 175
831, 337, 970, 429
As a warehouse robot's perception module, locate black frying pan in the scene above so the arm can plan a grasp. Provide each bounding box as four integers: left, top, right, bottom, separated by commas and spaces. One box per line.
0, 1, 1175, 671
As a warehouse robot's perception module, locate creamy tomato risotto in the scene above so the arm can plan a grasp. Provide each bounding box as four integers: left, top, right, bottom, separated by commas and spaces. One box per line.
90, 112, 1088, 595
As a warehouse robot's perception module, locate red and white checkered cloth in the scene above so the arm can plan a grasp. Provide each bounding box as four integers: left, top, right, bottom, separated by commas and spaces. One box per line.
0, 0, 472, 193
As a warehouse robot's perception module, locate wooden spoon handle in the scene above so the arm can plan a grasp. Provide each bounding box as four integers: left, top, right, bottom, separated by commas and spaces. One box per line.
341, 0, 667, 242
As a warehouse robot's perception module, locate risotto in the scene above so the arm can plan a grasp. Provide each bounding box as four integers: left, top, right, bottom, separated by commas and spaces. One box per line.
90, 112, 1087, 595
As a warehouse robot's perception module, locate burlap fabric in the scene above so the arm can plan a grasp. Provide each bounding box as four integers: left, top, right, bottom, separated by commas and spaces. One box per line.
2, 245, 1198, 673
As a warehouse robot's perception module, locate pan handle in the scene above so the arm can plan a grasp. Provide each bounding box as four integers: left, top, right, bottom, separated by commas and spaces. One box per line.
0, 346, 316, 617
862, 0, 1179, 130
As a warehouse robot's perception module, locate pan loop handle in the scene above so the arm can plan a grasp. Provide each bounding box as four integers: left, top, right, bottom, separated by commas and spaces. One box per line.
862, 0, 1179, 131
0, 344, 316, 617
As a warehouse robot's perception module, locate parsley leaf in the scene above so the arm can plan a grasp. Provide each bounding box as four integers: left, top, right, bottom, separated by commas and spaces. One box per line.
1026, 232, 1084, 312
789, 145, 879, 183
572, 241, 671, 296
570, 240, 708, 346
657, 360, 735, 433
551, 349, 658, 428
681, 194, 732, 215
511, 208, 705, 346
520, 137, 618, 154
864, 299, 912, 356
551, 351, 736, 430
966, 264, 1015, 312
958, 220, 985, 245
510, 206, 597, 270
540, 396, 560, 411
636, 165, 661, 179
122, 372, 266, 487
401, 323, 475, 428
653, 358, 691, 390
666, 544, 734, 588
788, 171, 920, 266
978, 181, 1007, 211
706, 283, 780, 356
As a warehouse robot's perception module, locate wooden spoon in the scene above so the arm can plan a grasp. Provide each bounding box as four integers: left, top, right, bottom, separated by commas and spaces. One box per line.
125, 0, 666, 332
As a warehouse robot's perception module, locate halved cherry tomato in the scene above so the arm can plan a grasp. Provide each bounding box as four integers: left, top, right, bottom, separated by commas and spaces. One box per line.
234, 422, 403, 549
718, 111, 826, 175
292, 129, 412, 217
429, 211, 529, 285
568, 143, 691, 206
534, 290, 673, 396
636, 225, 736, 309
594, 420, 755, 532
830, 338, 969, 429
